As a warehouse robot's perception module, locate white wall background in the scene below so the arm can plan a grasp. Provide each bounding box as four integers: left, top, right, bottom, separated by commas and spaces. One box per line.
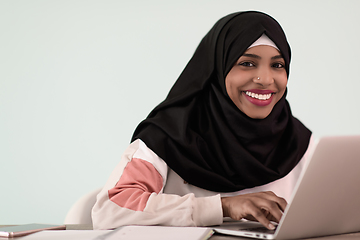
1, 0, 359, 224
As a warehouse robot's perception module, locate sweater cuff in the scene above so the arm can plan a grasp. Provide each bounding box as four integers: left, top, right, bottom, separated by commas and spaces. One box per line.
192, 194, 223, 226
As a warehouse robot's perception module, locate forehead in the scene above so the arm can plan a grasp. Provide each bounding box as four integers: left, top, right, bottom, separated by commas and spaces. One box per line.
243, 45, 282, 58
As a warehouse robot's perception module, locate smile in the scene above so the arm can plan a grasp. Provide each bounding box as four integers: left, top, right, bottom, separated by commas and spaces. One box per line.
243, 90, 275, 107
245, 91, 273, 100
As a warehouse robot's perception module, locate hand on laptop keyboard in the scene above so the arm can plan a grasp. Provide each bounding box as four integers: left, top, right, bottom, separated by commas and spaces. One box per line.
221, 191, 287, 230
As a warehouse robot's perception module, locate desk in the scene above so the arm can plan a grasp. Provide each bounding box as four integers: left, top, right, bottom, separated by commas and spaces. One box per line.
2, 225, 360, 239
67, 224, 360, 240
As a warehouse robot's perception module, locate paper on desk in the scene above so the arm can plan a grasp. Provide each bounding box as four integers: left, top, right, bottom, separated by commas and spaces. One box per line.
16, 230, 112, 240
94, 225, 214, 240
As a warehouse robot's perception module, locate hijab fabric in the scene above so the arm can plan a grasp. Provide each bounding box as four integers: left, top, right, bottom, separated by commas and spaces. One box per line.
132, 11, 311, 192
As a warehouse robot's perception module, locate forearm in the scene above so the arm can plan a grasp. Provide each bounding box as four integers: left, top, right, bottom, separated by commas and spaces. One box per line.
92, 139, 223, 229
92, 190, 223, 229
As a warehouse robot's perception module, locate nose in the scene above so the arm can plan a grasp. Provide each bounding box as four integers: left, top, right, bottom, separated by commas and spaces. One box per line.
253, 68, 274, 86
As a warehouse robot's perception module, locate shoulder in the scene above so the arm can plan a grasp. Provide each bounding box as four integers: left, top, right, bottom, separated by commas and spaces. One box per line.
99, 139, 168, 191
129, 139, 168, 177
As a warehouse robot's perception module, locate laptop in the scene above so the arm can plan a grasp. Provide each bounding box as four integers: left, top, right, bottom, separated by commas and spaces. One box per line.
214, 135, 360, 239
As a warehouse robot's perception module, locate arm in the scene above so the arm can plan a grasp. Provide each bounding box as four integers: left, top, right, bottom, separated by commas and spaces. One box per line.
92, 139, 223, 229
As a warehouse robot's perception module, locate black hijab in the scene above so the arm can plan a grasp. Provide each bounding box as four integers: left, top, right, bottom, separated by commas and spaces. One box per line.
131, 11, 311, 192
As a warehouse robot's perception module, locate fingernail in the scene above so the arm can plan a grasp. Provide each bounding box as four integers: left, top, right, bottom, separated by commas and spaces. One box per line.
268, 223, 275, 230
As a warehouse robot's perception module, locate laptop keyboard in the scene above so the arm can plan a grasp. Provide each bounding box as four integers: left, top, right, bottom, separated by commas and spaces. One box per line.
242, 226, 277, 234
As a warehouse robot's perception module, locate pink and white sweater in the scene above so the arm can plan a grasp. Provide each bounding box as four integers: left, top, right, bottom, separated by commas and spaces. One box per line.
92, 138, 314, 230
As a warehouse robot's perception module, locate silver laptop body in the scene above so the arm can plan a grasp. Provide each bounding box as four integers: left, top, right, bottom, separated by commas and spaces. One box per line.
214, 135, 360, 239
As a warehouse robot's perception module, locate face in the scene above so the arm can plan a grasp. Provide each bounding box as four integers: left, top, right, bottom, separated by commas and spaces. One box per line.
225, 45, 288, 119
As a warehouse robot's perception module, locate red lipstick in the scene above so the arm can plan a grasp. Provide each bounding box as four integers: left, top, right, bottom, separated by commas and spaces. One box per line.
243, 89, 275, 106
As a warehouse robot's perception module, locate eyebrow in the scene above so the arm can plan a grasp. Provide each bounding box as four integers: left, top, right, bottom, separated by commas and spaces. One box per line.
242, 53, 284, 60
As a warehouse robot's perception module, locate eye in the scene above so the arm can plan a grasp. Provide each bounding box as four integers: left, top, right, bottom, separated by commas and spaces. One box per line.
238, 61, 255, 67
272, 62, 285, 68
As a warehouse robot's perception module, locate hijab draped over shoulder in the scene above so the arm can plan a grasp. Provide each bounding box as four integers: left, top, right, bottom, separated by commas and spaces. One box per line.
132, 11, 311, 192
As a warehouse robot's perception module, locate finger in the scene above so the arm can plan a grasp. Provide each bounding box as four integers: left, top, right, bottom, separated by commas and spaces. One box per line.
279, 198, 287, 212
263, 210, 278, 222
250, 197, 284, 223
261, 208, 270, 217
260, 202, 283, 223
248, 204, 276, 230
260, 192, 288, 212
267, 215, 278, 223
273, 196, 287, 212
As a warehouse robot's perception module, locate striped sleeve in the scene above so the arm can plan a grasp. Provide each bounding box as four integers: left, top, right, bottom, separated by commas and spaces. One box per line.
91, 139, 223, 229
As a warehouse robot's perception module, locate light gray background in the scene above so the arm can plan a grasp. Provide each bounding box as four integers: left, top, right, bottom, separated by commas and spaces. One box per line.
1, 0, 359, 224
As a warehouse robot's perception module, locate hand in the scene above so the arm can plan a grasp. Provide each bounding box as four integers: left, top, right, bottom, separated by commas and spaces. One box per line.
221, 191, 287, 230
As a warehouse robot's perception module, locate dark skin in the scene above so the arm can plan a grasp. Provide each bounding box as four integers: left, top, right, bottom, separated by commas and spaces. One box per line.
221, 191, 287, 230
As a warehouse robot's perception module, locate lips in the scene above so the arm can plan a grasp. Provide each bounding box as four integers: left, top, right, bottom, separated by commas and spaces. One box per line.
243, 89, 275, 106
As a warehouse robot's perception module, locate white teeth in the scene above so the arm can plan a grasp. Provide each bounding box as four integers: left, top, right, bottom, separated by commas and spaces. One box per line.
245, 91, 272, 100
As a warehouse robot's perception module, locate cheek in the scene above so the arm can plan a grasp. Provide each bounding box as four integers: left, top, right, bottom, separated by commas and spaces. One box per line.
273, 74, 288, 102
225, 73, 236, 97
225, 81, 237, 104
225, 75, 241, 107
278, 75, 288, 92
224, 68, 247, 95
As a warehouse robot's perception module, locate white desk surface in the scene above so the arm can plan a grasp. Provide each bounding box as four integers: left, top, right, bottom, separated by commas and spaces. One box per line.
2, 224, 360, 240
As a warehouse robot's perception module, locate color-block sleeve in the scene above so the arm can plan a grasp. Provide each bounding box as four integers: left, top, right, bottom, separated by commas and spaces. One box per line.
91, 139, 223, 229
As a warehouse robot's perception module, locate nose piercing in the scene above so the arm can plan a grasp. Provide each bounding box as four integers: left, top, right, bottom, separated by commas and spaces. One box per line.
257, 77, 260, 80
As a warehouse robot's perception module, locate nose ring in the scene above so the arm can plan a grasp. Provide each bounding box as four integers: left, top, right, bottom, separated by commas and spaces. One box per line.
257, 77, 260, 80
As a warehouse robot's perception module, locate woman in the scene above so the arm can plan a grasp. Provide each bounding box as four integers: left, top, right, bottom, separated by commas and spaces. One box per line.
92, 11, 312, 230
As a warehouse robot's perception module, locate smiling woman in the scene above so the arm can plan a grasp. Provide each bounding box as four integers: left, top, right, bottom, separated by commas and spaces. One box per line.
226, 41, 288, 119
91, 11, 312, 231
